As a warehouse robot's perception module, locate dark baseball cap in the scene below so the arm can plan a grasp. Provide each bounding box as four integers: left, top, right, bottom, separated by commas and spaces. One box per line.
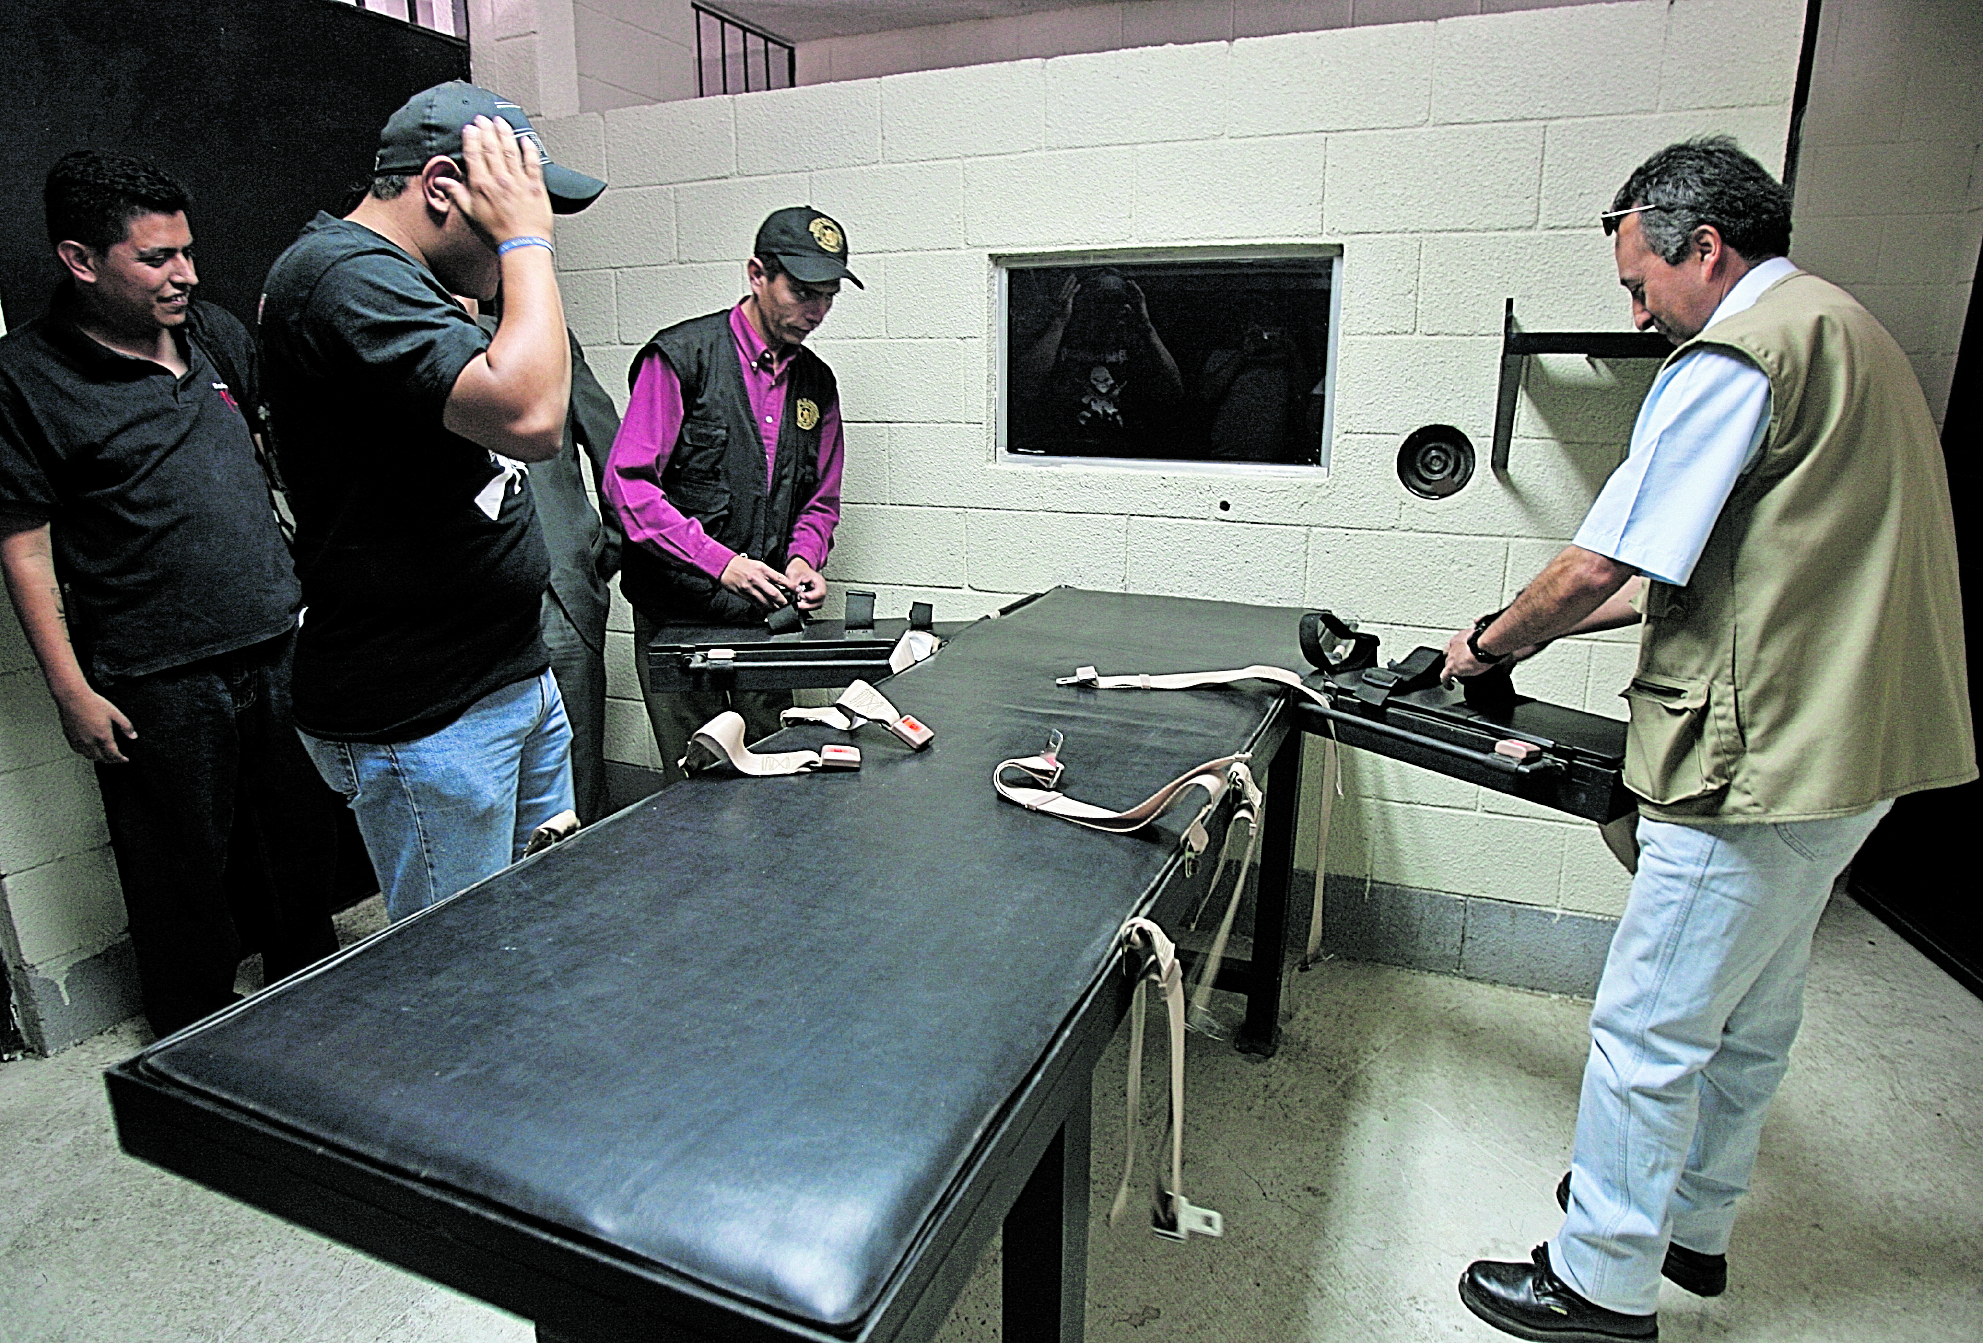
373, 81, 606, 215
754, 206, 862, 288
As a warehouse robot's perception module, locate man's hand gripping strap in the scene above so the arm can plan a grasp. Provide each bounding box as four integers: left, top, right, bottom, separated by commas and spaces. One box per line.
1112, 917, 1224, 1242
680, 711, 823, 776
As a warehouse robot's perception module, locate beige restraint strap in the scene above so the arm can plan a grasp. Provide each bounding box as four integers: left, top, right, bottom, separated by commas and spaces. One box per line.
1112, 917, 1224, 1241
779, 679, 933, 749
889, 628, 942, 673
680, 710, 823, 776
781, 677, 907, 732
1058, 663, 1330, 708
1182, 770, 1264, 1031
992, 750, 1251, 863
1303, 731, 1341, 969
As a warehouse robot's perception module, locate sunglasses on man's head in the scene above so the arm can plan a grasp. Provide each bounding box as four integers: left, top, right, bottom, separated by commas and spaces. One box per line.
1599, 203, 1668, 236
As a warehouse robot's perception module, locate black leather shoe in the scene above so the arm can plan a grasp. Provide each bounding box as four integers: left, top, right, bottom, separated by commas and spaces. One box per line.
1459, 1243, 1658, 1342
1556, 1173, 1728, 1297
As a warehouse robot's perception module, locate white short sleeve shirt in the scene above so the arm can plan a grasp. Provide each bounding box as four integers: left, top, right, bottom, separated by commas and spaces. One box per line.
1570, 256, 1798, 587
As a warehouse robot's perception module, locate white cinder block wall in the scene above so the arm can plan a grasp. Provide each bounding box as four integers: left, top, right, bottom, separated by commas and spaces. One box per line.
538, 0, 1803, 924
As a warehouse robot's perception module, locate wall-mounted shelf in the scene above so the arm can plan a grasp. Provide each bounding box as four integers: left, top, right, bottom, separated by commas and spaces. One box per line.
1492, 298, 1670, 470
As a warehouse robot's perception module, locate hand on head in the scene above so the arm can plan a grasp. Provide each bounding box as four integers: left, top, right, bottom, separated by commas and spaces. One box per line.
434, 116, 554, 251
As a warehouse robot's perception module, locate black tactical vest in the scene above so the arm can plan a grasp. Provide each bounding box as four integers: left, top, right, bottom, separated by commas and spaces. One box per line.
619, 310, 837, 624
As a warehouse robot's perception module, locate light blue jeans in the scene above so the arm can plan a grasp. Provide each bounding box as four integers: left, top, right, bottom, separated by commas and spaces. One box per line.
300, 670, 575, 922
1550, 801, 1891, 1314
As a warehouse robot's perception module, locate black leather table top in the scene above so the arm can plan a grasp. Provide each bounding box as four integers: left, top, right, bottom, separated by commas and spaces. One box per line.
136, 589, 1309, 1332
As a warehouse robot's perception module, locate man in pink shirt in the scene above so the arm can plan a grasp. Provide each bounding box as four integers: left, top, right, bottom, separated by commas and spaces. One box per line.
605, 206, 855, 782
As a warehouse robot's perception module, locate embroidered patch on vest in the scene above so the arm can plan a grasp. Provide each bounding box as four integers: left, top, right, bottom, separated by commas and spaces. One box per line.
808, 217, 844, 255
796, 398, 821, 431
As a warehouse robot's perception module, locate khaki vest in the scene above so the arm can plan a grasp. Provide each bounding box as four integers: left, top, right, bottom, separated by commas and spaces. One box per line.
1625, 271, 1975, 822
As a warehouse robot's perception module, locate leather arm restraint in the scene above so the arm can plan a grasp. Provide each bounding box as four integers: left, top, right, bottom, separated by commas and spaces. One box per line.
994, 737, 1260, 1241
683, 680, 937, 776
1055, 664, 1356, 970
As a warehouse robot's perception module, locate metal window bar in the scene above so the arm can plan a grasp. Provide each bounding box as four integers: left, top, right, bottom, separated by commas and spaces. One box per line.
352, 0, 468, 39
695, 3, 795, 96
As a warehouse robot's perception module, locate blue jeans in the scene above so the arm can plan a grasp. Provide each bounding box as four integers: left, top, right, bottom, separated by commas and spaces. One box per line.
1550, 802, 1891, 1314
299, 670, 575, 922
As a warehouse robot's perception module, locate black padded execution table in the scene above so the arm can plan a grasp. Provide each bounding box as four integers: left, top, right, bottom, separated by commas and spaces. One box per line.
107, 588, 1311, 1343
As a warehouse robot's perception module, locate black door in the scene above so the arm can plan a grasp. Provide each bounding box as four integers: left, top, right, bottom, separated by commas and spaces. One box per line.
1848, 233, 1983, 1000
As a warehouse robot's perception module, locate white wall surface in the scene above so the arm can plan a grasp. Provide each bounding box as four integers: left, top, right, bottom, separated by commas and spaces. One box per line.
1788, 0, 1983, 426
794, 0, 1633, 84
538, 0, 1805, 920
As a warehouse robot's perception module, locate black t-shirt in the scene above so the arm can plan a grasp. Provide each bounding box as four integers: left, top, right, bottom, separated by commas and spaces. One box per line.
0, 287, 298, 680
259, 213, 548, 743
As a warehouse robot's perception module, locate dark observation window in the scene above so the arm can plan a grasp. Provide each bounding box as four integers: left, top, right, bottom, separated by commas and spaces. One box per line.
1004, 257, 1335, 466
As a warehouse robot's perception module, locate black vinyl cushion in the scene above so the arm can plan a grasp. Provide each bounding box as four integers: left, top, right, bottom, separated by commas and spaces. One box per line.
141, 590, 1306, 1329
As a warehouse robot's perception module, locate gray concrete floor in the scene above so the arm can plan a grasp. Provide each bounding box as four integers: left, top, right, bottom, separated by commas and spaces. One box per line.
2, 891, 1978, 1342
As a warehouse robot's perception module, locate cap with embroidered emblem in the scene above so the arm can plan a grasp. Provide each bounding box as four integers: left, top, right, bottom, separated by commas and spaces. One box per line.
373, 81, 606, 215
754, 206, 862, 288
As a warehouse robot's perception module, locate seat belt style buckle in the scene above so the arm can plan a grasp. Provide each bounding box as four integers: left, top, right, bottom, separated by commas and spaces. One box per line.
1152, 1192, 1225, 1242
887, 715, 935, 750
520, 809, 580, 858
818, 743, 862, 769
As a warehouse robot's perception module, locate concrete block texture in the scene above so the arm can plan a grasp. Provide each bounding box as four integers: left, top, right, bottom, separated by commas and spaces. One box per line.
1513, 352, 1658, 445
557, 268, 617, 350
735, 80, 882, 175
0, 671, 69, 776
964, 147, 1137, 247
1433, 4, 1664, 125
885, 252, 990, 339
3, 845, 124, 967
1043, 42, 1229, 149
1328, 334, 1500, 440
614, 263, 741, 344
1659, 0, 1804, 111
1325, 124, 1545, 234
815, 337, 983, 423
1538, 106, 1792, 228
533, 111, 607, 183
1402, 436, 1623, 540
674, 173, 811, 262
836, 421, 889, 505
880, 62, 1046, 163
807, 161, 968, 253
1337, 236, 1419, 336
572, 2, 683, 106
557, 185, 676, 273
828, 504, 969, 587
1227, 23, 1433, 136
1307, 527, 1507, 629
0, 756, 110, 878
1458, 895, 1612, 996
1795, 139, 1981, 220
1124, 516, 1309, 606
1559, 824, 1635, 917
1132, 134, 1326, 241
1361, 798, 1570, 907
14, 935, 142, 1056
601, 97, 735, 187
1417, 231, 1624, 336
963, 509, 1129, 593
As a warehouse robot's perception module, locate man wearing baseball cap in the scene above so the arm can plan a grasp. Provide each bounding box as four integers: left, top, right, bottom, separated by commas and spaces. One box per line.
258, 81, 605, 920
604, 206, 859, 782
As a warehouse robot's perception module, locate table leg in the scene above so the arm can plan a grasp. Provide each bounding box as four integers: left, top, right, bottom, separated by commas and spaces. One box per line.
1002, 1085, 1092, 1342
1238, 729, 1298, 1056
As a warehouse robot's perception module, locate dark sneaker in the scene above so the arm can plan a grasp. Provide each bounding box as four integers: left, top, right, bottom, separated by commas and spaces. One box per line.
1459, 1243, 1659, 1342
1556, 1172, 1728, 1297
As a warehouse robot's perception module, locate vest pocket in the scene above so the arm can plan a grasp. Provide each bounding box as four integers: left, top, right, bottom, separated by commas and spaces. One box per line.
1621, 673, 1728, 804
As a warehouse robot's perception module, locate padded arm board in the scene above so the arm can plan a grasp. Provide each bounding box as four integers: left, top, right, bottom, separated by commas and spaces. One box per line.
128, 589, 1304, 1333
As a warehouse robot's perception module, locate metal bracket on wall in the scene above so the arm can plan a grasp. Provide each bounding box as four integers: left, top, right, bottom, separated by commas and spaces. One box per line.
1492, 298, 1670, 471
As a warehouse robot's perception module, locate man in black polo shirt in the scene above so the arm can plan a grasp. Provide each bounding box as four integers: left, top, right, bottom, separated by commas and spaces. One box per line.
0, 150, 338, 1037
260, 82, 605, 920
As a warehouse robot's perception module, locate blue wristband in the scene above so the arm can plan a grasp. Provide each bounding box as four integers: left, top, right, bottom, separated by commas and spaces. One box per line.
497, 235, 554, 257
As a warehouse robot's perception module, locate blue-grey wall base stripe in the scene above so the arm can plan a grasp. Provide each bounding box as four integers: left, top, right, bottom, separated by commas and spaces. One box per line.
1311, 873, 1617, 1000
14, 937, 144, 1057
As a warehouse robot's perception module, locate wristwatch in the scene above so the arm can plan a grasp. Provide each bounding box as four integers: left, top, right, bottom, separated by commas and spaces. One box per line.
1467, 610, 1514, 667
